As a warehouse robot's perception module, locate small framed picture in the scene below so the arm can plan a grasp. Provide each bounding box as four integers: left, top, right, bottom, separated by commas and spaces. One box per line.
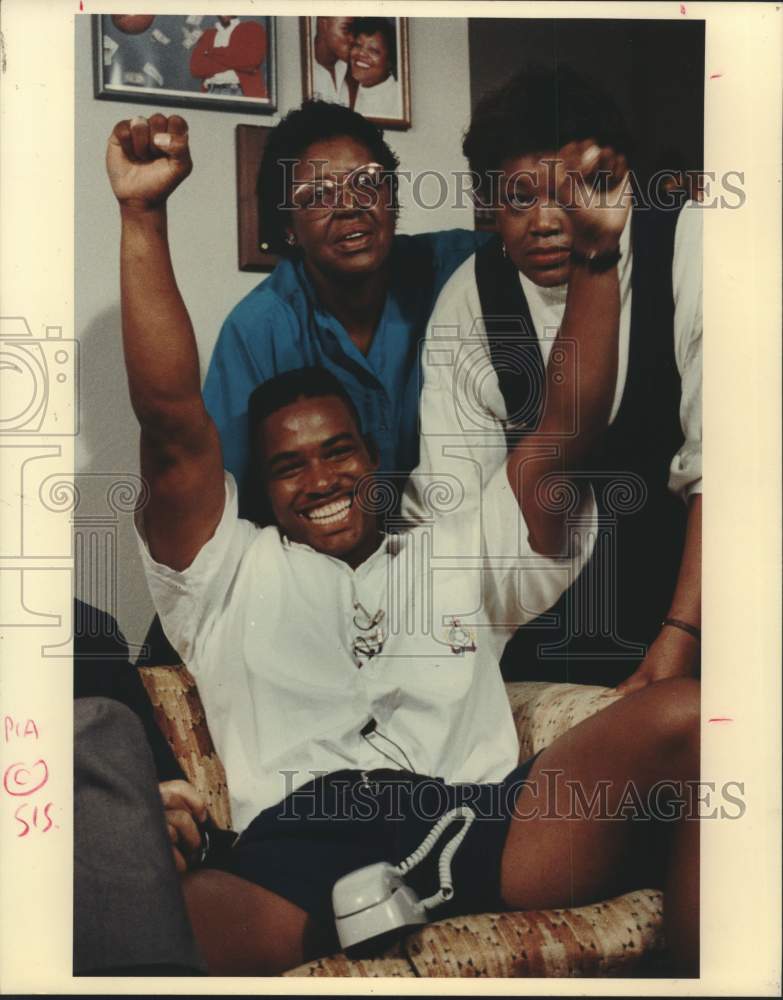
300, 16, 411, 130
93, 14, 276, 114
236, 125, 278, 273
474, 205, 499, 233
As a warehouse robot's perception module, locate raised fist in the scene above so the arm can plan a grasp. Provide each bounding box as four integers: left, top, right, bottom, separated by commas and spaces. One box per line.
106, 113, 192, 209
553, 140, 631, 254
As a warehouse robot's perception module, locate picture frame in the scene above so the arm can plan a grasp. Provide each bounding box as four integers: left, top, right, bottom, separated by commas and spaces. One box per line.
236, 124, 278, 273
474, 205, 499, 233
300, 15, 411, 130
93, 14, 277, 115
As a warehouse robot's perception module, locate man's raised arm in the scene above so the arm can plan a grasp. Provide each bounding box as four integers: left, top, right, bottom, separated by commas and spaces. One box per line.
107, 114, 224, 570
508, 141, 631, 556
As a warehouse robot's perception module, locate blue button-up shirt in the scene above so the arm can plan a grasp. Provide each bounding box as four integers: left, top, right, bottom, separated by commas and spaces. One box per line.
203, 229, 489, 500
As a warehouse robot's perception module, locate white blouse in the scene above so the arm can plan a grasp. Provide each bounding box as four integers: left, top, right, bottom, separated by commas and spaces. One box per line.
353, 74, 401, 118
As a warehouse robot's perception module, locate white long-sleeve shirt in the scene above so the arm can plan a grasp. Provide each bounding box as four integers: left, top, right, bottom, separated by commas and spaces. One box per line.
137, 472, 595, 833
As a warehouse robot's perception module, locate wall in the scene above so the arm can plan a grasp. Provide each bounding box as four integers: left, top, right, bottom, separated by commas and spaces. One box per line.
75, 14, 475, 651
468, 18, 705, 184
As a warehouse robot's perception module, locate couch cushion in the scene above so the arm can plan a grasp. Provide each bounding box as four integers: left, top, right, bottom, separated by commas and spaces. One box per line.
507, 681, 622, 759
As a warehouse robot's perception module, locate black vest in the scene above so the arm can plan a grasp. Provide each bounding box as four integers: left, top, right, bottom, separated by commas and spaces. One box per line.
475, 208, 688, 686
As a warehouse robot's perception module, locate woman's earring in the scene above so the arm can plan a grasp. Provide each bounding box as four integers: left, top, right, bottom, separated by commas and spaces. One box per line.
501, 242, 508, 259
285, 232, 296, 247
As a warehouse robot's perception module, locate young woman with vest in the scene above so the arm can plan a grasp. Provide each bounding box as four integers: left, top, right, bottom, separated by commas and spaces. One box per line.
403, 67, 702, 692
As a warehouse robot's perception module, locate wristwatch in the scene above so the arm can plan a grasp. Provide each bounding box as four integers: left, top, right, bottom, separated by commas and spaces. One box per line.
570, 245, 622, 273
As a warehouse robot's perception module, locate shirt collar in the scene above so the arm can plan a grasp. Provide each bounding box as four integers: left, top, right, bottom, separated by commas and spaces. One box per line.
334, 59, 348, 89
214, 17, 240, 45
293, 255, 380, 327
280, 530, 400, 573
291, 256, 393, 372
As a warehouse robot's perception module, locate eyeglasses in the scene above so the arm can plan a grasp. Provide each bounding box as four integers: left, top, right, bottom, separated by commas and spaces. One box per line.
290, 162, 391, 214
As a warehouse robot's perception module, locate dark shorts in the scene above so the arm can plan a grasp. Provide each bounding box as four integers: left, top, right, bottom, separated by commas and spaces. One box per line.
207, 757, 539, 939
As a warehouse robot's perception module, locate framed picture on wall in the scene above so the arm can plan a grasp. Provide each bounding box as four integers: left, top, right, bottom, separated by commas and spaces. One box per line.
473, 205, 499, 233
93, 15, 277, 114
300, 16, 411, 130
236, 125, 278, 272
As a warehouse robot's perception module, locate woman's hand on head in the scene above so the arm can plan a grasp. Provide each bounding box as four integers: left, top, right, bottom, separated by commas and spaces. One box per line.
107, 113, 192, 211
555, 139, 631, 254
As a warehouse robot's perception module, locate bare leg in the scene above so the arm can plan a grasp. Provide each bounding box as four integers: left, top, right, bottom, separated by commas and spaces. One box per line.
500, 677, 700, 975
181, 868, 332, 975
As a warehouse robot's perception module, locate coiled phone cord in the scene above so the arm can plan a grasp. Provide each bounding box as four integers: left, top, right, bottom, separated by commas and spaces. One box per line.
392, 806, 476, 910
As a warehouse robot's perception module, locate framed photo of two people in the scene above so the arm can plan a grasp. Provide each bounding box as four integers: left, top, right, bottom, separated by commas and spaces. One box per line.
300, 15, 411, 129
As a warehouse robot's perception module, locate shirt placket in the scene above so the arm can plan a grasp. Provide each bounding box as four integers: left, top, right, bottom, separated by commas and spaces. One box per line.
351, 542, 388, 677
307, 271, 398, 471
349, 574, 387, 671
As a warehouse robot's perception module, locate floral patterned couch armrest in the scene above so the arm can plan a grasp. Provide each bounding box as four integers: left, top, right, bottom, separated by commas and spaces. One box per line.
138, 664, 232, 831
505, 681, 623, 760
405, 889, 665, 977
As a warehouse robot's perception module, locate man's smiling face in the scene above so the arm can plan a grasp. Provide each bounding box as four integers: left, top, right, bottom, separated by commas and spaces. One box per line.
257, 394, 381, 567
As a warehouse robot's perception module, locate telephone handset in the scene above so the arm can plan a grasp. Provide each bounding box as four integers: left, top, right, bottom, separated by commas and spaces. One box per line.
332, 805, 476, 956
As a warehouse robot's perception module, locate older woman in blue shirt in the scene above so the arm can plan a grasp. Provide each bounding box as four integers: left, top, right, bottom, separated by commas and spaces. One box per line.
203, 100, 488, 513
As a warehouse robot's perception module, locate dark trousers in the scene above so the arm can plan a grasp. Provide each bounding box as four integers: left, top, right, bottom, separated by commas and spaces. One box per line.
74, 697, 206, 975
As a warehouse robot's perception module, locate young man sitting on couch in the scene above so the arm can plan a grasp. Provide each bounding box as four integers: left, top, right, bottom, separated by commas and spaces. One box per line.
105, 113, 700, 976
